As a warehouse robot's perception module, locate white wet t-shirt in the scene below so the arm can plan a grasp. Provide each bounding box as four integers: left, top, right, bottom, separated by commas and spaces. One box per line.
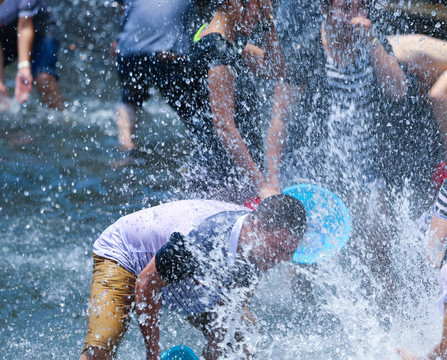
92, 199, 248, 275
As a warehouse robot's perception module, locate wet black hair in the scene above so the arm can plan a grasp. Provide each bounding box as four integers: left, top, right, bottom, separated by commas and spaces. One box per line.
250, 194, 307, 239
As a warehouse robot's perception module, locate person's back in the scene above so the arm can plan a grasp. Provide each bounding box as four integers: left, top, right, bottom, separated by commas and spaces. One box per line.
93, 199, 247, 275
116, 0, 193, 57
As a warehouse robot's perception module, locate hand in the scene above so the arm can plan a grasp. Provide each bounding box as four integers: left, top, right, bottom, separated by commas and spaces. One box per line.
396, 347, 419, 360
259, 183, 280, 200
350, 16, 374, 45
243, 196, 261, 210
15, 67, 33, 103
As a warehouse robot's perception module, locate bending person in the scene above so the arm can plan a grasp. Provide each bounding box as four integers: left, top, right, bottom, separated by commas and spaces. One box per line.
186, 0, 285, 202
78, 195, 307, 360
0, 0, 64, 110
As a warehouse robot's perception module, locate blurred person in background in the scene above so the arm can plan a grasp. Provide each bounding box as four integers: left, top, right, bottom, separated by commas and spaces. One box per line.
266, 0, 407, 307
0, 0, 64, 110
111, 0, 196, 155
267, 0, 407, 192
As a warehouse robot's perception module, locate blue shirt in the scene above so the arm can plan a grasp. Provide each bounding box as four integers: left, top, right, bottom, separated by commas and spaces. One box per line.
116, 0, 194, 57
0, 0, 40, 26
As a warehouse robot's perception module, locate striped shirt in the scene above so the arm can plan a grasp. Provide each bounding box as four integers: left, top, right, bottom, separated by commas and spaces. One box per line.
434, 181, 447, 220
284, 30, 386, 189
324, 47, 378, 184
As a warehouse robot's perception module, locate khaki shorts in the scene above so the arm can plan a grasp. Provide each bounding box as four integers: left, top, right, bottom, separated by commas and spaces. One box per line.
82, 255, 137, 354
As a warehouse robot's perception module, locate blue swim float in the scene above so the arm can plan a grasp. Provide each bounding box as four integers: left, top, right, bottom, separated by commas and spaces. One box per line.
161, 345, 199, 360
283, 184, 351, 264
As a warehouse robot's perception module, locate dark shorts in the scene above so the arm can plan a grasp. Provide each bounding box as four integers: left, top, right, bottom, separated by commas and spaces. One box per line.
0, 21, 59, 78
31, 35, 59, 78
116, 53, 194, 121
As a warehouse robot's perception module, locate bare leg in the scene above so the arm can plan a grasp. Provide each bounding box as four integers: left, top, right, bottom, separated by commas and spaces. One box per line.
34, 72, 64, 111
116, 103, 137, 151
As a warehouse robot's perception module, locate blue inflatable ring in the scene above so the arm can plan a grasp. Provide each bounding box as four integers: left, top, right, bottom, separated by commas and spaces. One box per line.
283, 184, 351, 264
161, 345, 199, 360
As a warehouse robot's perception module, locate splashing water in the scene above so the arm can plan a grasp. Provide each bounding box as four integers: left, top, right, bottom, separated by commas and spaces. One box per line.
1, 0, 446, 359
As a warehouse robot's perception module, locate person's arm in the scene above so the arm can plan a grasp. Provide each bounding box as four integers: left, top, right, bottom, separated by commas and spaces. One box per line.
135, 256, 168, 360
208, 65, 279, 198
15, 16, 34, 103
351, 17, 407, 101
266, 81, 304, 189
0, 45, 8, 97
